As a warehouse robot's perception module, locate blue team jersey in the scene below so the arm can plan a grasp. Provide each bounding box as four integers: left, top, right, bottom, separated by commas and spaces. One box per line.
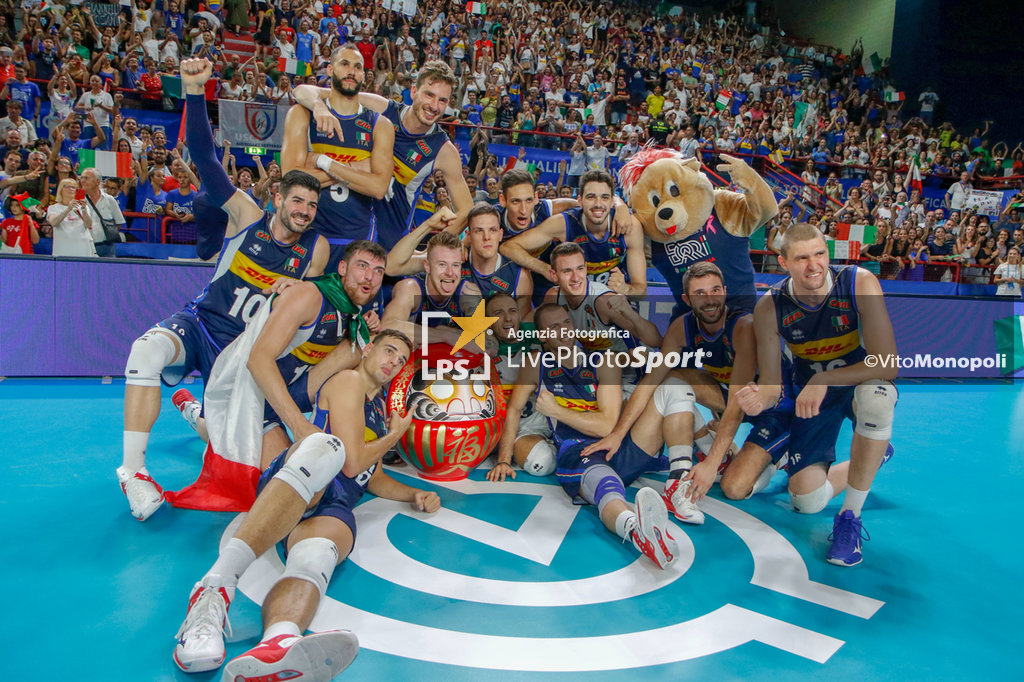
539, 360, 600, 447
309, 104, 379, 252
165, 188, 196, 217
562, 206, 627, 285
295, 32, 316, 62
310, 387, 389, 506
461, 255, 523, 299
771, 265, 865, 388
411, 190, 437, 229
188, 214, 320, 349
681, 308, 748, 387
408, 273, 467, 326
274, 297, 350, 387
375, 100, 450, 249
650, 210, 756, 314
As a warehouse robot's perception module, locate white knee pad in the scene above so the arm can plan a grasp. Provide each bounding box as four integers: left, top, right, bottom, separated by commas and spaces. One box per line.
273, 433, 346, 503
853, 381, 897, 441
654, 377, 695, 417
124, 330, 179, 387
280, 537, 339, 596
790, 480, 834, 514
523, 439, 556, 476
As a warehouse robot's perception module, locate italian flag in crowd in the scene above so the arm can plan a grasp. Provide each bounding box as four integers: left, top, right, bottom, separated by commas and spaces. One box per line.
715, 89, 732, 110
79, 149, 133, 178
885, 90, 905, 103
906, 155, 923, 193
466, 1, 486, 14
994, 315, 1024, 374
828, 223, 877, 260
278, 58, 312, 76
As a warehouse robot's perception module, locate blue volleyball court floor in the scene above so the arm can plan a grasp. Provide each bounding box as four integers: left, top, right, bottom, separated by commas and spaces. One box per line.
3, 378, 1020, 681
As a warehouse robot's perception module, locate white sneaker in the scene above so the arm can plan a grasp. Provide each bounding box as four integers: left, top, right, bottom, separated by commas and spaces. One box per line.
222, 630, 359, 682
631, 487, 679, 569
173, 582, 234, 673
116, 466, 164, 521
661, 478, 706, 525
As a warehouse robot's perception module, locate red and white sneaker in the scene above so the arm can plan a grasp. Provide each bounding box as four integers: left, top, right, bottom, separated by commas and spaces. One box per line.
116, 465, 164, 521
173, 582, 234, 673
222, 630, 359, 682
172, 388, 202, 432
631, 487, 679, 569
661, 477, 705, 525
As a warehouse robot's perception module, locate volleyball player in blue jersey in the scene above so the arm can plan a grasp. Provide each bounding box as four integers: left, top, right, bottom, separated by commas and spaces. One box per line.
738, 223, 898, 567
118, 59, 330, 521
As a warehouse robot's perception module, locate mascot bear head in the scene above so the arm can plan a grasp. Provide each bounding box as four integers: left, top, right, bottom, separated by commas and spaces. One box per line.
619, 148, 716, 242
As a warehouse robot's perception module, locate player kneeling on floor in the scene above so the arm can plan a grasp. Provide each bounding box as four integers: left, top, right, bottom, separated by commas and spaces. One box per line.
172, 329, 441, 678
492, 303, 676, 569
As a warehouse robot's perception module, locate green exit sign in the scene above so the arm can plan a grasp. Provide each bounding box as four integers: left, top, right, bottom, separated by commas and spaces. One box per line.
245, 147, 266, 155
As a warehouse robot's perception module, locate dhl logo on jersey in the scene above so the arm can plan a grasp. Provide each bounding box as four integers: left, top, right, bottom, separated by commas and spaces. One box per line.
290, 341, 337, 365
704, 364, 732, 386
554, 395, 598, 412
364, 427, 379, 442
787, 330, 860, 361
310, 143, 371, 164
230, 252, 281, 288
587, 257, 622, 276
391, 156, 418, 185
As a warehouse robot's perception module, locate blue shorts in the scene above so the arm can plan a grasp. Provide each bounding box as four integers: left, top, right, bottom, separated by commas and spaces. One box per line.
258, 450, 358, 545
718, 383, 793, 462
555, 434, 669, 504
785, 385, 856, 475
155, 310, 222, 387
263, 371, 313, 431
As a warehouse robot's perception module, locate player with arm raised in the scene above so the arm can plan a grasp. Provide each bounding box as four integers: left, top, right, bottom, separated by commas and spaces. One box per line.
117, 58, 329, 521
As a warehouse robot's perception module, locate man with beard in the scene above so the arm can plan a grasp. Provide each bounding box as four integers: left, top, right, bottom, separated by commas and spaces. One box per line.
281, 44, 395, 274
171, 241, 389, 477
117, 58, 330, 522
381, 231, 487, 352
501, 170, 647, 299
585, 262, 796, 525
293, 60, 474, 249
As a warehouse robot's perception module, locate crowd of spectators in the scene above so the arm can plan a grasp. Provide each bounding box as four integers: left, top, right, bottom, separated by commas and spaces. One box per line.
0, 0, 1021, 290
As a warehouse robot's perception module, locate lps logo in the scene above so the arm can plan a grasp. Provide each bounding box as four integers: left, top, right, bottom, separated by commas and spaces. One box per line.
419, 301, 496, 382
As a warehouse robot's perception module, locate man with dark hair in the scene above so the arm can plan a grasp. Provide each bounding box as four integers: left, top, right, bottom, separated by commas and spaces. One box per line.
459, 202, 533, 309
117, 58, 331, 522
502, 170, 647, 298
281, 44, 395, 274
293, 60, 473, 249
172, 329, 441, 679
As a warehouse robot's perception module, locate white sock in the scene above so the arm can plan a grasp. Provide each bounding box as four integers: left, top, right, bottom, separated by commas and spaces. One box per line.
841, 485, 870, 517
122, 431, 149, 472
262, 621, 302, 643
204, 537, 256, 587
750, 463, 777, 497
667, 445, 693, 479
613, 510, 636, 540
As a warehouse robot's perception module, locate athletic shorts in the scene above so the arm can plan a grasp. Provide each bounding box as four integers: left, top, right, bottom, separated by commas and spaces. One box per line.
785, 385, 856, 475
258, 450, 358, 545
155, 311, 222, 387
263, 371, 313, 432
717, 383, 793, 462
516, 407, 552, 440
555, 434, 669, 503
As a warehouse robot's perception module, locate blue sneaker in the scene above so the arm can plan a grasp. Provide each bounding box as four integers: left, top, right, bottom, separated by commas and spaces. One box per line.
881, 443, 895, 466
826, 510, 870, 566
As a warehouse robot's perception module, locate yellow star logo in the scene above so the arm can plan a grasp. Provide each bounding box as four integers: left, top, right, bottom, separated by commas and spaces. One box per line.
450, 301, 498, 354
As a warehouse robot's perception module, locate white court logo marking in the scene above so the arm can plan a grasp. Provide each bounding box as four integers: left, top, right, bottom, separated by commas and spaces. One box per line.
229, 474, 884, 671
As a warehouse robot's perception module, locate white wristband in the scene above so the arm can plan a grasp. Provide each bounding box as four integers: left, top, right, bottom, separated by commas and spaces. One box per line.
315, 154, 333, 172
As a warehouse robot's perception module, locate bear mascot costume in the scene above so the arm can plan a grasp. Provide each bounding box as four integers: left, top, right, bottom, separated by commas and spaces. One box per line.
618, 149, 778, 315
